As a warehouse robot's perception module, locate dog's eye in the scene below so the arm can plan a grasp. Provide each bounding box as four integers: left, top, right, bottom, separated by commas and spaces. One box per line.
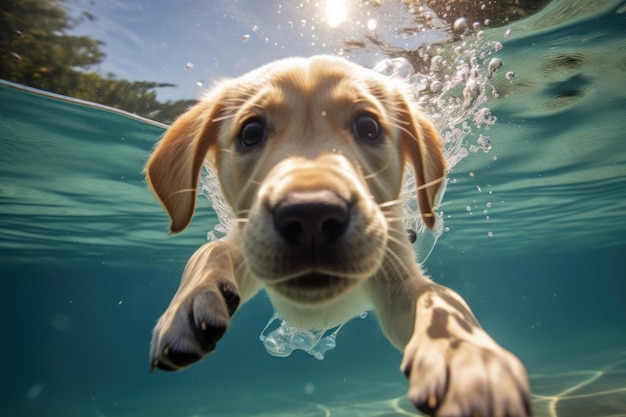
238, 118, 267, 148
353, 114, 382, 142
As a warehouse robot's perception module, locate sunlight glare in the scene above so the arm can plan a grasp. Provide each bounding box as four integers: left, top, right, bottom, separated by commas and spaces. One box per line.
326, 0, 348, 28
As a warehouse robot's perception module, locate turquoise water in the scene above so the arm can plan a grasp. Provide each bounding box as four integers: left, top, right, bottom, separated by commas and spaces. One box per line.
2, 1, 626, 416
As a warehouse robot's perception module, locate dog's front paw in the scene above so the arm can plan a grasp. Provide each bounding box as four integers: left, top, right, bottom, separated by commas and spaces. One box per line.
400, 285, 531, 417
402, 336, 531, 417
149, 280, 240, 371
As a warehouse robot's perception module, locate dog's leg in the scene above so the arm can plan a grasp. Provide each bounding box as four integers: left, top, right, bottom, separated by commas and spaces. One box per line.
369, 266, 531, 417
402, 283, 532, 417
149, 239, 256, 371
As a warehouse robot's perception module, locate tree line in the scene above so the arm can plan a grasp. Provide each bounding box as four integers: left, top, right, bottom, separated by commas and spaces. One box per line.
0, 0, 193, 124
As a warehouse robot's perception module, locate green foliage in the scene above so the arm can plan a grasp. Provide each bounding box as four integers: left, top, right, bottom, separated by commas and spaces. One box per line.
0, 0, 189, 124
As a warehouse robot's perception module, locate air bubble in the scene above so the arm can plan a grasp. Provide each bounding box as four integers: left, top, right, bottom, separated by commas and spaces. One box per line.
367, 19, 377, 31
487, 58, 503, 78
430, 80, 443, 92
372, 57, 415, 80
506, 71, 515, 81
477, 134, 492, 152
25, 384, 44, 401
242, 34, 250, 43
494, 42, 503, 52
488, 231, 493, 237
505, 28, 512, 37
430, 55, 443, 73
259, 310, 364, 360
453, 17, 468, 33
184, 62, 194, 70
474, 108, 495, 128
51, 313, 72, 331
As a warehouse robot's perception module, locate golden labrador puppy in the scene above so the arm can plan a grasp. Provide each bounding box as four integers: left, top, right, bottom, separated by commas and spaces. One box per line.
145, 55, 531, 417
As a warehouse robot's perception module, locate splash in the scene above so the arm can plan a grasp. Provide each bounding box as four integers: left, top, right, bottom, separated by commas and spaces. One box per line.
200, 167, 232, 242
369, 57, 448, 262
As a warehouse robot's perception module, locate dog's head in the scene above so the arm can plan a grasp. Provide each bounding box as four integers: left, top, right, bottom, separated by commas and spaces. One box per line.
146, 56, 446, 304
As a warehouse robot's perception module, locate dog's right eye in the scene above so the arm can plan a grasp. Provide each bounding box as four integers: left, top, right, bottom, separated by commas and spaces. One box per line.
238, 118, 267, 148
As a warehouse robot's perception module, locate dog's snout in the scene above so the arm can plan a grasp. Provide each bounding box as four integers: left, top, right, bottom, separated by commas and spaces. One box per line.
273, 190, 350, 247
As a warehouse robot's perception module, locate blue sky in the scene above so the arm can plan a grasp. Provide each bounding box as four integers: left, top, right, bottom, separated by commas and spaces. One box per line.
67, 0, 451, 101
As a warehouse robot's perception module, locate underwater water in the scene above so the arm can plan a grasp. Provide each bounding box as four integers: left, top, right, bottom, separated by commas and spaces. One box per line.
2, 0, 626, 416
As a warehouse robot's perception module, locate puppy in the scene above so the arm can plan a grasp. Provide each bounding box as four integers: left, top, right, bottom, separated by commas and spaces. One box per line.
145, 55, 531, 417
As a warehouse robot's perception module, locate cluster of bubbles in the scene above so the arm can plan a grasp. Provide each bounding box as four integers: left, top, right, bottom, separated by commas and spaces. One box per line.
370, 29, 508, 259
259, 310, 369, 360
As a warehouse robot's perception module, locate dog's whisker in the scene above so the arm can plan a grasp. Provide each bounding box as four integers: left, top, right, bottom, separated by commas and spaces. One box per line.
218, 148, 237, 157
363, 167, 386, 180
378, 199, 403, 209
385, 232, 414, 250
381, 246, 413, 284
386, 118, 416, 140
211, 113, 237, 123
363, 149, 395, 181
415, 175, 446, 192
169, 188, 197, 196
383, 217, 404, 225
244, 267, 315, 284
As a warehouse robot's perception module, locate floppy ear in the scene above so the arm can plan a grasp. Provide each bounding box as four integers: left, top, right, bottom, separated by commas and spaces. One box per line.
399, 104, 447, 229
145, 100, 223, 234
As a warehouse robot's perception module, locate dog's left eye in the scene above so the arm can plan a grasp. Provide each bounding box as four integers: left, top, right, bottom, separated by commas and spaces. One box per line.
353, 114, 382, 142
238, 118, 268, 148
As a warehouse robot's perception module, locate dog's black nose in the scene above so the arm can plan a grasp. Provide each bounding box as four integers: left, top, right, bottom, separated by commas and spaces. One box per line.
273, 191, 350, 247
